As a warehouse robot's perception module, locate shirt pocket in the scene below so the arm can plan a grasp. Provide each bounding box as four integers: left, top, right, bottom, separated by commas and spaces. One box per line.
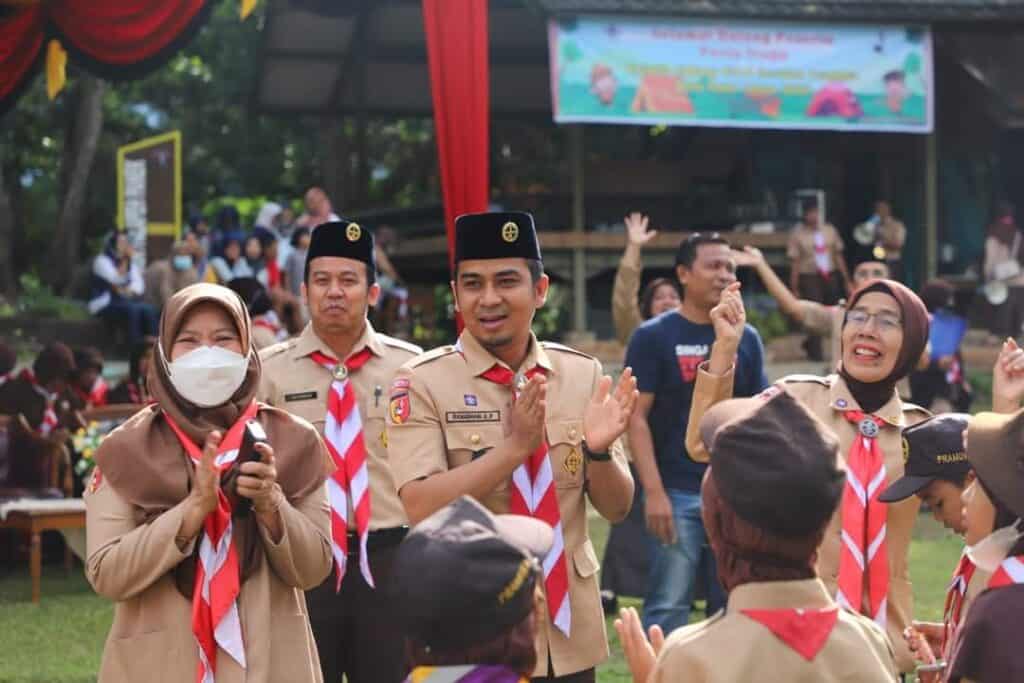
546, 419, 585, 490
362, 404, 389, 457
444, 424, 507, 489
572, 538, 600, 579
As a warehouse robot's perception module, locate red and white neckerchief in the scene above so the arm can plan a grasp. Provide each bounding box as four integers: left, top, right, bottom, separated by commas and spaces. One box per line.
986, 554, 1024, 589
19, 369, 59, 436
942, 551, 977, 657
741, 606, 840, 662
480, 362, 571, 637
253, 311, 288, 342
0, 371, 12, 386
836, 410, 888, 627
309, 347, 374, 591
813, 230, 832, 279
164, 401, 257, 683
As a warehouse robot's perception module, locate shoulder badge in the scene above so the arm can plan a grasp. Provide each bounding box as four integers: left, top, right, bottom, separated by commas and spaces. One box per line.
408, 345, 459, 368
389, 377, 411, 425
258, 338, 296, 363
778, 374, 832, 387
378, 333, 424, 357
538, 341, 595, 360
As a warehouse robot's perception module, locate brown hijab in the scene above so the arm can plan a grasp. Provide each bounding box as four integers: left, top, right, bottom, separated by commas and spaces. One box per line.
94, 283, 328, 591
839, 279, 929, 414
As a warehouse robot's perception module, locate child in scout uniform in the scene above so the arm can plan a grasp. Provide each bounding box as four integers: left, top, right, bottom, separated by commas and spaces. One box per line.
615, 389, 898, 683
877, 414, 986, 680
388, 496, 555, 683
386, 211, 638, 682
685, 278, 932, 675
258, 221, 422, 683
942, 409, 1024, 682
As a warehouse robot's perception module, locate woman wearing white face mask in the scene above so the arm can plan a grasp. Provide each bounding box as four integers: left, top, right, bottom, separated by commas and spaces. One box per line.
84, 283, 333, 683
941, 410, 1024, 682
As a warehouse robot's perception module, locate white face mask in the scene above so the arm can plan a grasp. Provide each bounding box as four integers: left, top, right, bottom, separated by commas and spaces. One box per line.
965, 519, 1024, 572
166, 345, 249, 408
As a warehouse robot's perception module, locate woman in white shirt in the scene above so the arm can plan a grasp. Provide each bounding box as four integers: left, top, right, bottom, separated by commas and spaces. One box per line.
88, 232, 159, 345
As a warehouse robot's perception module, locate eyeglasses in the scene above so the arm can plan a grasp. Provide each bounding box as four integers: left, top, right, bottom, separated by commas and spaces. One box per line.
844, 309, 903, 332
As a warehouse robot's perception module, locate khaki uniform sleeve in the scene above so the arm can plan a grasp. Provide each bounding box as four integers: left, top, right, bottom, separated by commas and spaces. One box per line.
258, 478, 333, 590
612, 248, 644, 345
85, 479, 196, 601
799, 300, 834, 336
831, 223, 845, 252
385, 365, 449, 491
684, 361, 735, 464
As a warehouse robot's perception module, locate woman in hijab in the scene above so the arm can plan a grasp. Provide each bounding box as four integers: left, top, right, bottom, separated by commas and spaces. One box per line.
107, 340, 154, 405
227, 277, 287, 350
88, 232, 159, 345
85, 283, 332, 683
685, 278, 931, 677
209, 232, 249, 285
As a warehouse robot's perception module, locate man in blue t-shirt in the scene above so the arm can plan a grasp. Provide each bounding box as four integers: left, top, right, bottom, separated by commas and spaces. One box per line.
625, 233, 769, 633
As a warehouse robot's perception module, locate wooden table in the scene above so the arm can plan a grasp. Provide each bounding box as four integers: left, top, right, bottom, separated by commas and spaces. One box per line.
0, 500, 86, 603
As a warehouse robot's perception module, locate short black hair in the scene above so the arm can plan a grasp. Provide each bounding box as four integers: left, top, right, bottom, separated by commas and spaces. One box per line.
304, 259, 377, 287
34, 343, 75, 387
72, 347, 104, 375
454, 259, 544, 285
674, 233, 729, 270
0, 340, 15, 376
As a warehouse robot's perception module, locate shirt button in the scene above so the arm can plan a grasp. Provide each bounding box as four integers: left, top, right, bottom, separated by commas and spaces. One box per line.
470, 433, 481, 445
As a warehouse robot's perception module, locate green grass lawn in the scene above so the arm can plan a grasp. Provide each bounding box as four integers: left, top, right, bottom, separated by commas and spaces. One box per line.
0, 513, 963, 682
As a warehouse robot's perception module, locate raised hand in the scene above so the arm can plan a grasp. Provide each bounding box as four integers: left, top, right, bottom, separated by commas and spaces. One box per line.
236, 442, 280, 513
614, 606, 665, 683
625, 212, 657, 247
584, 367, 638, 454
993, 337, 1024, 413
191, 430, 222, 516
504, 375, 547, 461
731, 245, 765, 269
710, 282, 745, 347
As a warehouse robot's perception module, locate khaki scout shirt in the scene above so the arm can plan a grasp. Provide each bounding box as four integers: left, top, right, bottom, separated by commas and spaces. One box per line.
258, 321, 422, 530
650, 579, 897, 682
685, 370, 929, 674
612, 247, 643, 346
877, 217, 907, 262
385, 331, 631, 677
787, 223, 845, 276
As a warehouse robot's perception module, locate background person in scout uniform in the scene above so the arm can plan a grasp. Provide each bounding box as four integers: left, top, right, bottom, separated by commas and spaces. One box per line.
386, 211, 638, 683
686, 278, 931, 675
734, 245, 889, 368
615, 390, 897, 683
258, 220, 422, 683
85, 284, 332, 683
388, 496, 555, 683
944, 409, 1024, 682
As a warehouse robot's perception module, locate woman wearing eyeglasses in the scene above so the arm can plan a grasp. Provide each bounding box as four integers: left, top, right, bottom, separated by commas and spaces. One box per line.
684, 278, 931, 678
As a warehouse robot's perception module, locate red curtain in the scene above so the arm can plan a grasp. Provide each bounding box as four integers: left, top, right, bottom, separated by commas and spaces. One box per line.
0, 0, 211, 115
422, 0, 490, 286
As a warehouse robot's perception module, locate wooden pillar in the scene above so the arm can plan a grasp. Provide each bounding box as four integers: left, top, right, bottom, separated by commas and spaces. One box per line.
924, 132, 939, 280
570, 126, 587, 333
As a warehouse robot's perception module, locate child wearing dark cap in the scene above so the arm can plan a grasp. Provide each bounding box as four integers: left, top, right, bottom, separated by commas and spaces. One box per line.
387, 496, 554, 683
615, 390, 896, 682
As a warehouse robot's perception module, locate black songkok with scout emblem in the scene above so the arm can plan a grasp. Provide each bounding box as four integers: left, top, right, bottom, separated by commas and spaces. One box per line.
699, 388, 845, 537
454, 211, 542, 264
387, 496, 553, 652
879, 413, 970, 503
305, 220, 376, 280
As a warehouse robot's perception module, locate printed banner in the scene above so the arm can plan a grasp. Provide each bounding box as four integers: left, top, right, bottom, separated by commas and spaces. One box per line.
548, 16, 933, 133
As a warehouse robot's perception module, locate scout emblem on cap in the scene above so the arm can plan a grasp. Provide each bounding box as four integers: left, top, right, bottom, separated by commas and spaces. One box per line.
346, 222, 361, 242
564, 447, 582, 476
333, 364, 349, 381
501, 221, 519, 243
859, 418, 880, 439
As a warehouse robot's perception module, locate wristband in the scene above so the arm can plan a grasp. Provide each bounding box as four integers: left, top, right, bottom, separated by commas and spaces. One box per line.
582, 440, 611, 462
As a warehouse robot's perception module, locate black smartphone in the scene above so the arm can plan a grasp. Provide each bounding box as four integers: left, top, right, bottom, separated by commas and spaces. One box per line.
235, 420, 268, 515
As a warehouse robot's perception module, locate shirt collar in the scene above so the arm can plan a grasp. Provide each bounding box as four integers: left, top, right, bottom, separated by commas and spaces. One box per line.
727, 578, 834, 612
456, 329, 553, 378
829, 374, 905, 427
293, 320, 383, 364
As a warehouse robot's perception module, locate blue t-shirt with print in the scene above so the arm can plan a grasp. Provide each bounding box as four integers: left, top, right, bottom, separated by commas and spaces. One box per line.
625, 311, 769, 493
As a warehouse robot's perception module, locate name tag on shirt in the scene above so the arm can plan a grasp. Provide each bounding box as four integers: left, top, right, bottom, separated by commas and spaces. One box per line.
285, 391, 318, 402
445, 411, 500, 424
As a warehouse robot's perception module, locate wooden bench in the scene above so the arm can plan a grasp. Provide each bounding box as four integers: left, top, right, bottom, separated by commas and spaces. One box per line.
0, 500, 86, 603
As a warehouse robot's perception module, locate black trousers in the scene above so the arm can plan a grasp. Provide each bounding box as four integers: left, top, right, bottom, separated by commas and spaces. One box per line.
307, 533, 408, 683
532, 668, 596, 682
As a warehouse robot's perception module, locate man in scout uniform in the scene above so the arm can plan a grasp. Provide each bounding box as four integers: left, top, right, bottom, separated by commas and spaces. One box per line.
386, 211, 638, 682
258, 219, 422, 683
615, 390, 897, 682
